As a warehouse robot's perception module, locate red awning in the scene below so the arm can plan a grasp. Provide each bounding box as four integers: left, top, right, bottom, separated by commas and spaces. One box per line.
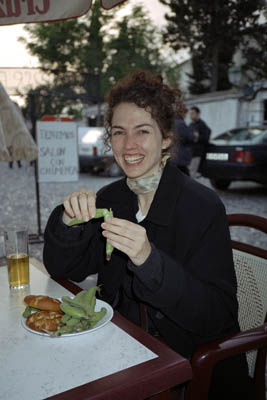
0, 0, 127, 26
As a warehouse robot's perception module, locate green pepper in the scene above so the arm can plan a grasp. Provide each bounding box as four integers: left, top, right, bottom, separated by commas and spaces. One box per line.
68, 208, 114, 261
103, 208, 114, 260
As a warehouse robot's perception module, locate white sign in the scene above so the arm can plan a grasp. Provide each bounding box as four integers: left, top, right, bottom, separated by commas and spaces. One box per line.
37, 121, 79, 182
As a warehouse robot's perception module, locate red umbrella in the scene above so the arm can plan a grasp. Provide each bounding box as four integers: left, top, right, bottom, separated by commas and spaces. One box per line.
0, 0, 127, 26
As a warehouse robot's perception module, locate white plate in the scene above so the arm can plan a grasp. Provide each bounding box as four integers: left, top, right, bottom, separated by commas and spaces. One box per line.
21, 298, 113, 337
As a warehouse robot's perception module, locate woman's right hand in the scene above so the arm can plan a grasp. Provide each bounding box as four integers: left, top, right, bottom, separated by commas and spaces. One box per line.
62, 189, 97, 225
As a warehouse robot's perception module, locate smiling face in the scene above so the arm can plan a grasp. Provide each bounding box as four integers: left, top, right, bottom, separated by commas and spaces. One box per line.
110, 102, 170, 179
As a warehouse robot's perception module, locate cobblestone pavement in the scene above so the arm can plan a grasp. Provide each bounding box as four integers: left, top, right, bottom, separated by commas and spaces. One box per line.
0, 161, 266, 261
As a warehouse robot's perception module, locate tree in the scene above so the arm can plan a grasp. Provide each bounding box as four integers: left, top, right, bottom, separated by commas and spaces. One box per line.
105, 4, 180, 89
20, 3, 180, 121
20, 2, 114, 123
20, 83, 86, 122
106, 5, 164, 81
159, 0, 267, 94
241, 24, 267, 83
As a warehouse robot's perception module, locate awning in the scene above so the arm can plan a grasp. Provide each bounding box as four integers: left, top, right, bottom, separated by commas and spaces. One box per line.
0, 118, 9, 161
0, 0, 127, 26
0, 83, 38, 162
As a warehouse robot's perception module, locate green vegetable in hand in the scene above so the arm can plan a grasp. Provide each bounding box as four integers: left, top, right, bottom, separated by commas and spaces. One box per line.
68, 208, 114, 261
102, 208, 114, 261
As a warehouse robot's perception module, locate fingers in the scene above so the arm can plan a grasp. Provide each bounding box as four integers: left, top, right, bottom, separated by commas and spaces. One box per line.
63, 189, 96, 221
103, 227, 134, 250
63, 192, 79, 218
102, 218, 141, 239
101, 218, 151, 265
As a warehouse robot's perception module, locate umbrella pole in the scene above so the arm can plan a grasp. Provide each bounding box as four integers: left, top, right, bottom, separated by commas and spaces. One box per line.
30, 92, 43, 243
33, 159, 42, 239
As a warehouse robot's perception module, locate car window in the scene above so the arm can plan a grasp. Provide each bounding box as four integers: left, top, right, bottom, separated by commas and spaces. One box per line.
253, 132, 267, 144
214, 128, 267, 144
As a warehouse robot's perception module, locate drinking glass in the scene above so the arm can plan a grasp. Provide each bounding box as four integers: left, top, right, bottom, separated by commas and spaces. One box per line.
4, 225, 30, 289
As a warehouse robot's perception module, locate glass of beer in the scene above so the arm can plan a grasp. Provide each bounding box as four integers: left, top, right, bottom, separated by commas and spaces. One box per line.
4, 225, 29, 289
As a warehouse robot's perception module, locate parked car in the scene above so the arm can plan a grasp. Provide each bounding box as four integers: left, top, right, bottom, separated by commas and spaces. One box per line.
199, 126, 267, 190
78, 126, 123, 177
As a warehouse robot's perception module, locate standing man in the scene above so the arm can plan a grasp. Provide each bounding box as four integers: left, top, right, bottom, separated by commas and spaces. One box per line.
189, 106, 211, 176
174, 109, 198, 176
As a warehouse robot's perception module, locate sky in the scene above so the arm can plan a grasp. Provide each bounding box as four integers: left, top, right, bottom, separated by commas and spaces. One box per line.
0, 0, 169, 68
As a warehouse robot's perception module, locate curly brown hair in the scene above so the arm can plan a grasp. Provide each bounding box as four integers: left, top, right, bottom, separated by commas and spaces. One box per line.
103, 70, 186, 156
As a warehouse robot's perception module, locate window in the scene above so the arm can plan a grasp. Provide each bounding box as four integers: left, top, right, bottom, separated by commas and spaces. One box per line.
215, 128, 267, 144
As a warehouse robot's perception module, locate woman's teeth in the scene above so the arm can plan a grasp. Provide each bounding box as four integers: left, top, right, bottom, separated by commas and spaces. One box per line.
124, 156, 144, 164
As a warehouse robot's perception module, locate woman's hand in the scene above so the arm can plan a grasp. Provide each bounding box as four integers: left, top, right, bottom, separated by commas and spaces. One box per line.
63, 189, 97, 225
101, 217, 151, 266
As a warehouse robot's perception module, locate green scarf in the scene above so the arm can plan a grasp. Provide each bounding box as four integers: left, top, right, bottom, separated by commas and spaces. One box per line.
126, 154, 170, 195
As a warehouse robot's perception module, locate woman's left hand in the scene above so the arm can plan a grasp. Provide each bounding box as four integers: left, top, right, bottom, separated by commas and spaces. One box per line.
101, 217, 151, 266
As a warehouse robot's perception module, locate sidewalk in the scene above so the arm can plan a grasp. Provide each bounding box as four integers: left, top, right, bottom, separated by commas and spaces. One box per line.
0, 161, 118, 261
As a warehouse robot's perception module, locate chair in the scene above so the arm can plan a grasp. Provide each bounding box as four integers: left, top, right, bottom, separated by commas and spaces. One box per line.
184, 213, 267, 400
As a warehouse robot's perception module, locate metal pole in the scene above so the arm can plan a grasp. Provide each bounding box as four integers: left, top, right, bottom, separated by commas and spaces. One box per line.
96, 73, 101, 126
30, 92, 43, 242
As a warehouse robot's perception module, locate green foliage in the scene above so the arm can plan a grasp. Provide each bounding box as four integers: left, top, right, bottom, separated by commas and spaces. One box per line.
20, 83, 84, 121
241, 25, 267, 82
20, 1, 113, 117
105, 5, 164, 82
159, 0, 267, 94
20, 2, 180, 119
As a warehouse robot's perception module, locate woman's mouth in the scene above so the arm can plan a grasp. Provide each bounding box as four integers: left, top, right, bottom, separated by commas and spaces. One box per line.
123, 155, 144, 166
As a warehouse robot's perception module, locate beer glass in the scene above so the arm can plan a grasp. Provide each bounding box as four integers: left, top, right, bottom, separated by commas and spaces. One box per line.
4, 225, 29, 289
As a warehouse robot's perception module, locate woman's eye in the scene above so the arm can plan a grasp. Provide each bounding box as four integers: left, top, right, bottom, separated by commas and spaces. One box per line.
139, 130, 150, 135
112, 130, 124, 136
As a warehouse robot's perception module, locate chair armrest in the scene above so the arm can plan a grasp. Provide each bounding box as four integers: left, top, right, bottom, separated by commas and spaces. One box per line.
185, 323, 267, 400
192, 322, 267, 367
227, 214, 267, 233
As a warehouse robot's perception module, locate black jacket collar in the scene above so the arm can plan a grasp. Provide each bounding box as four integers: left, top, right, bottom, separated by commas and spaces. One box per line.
146, 161, 186, 226
97, 161, 187, 225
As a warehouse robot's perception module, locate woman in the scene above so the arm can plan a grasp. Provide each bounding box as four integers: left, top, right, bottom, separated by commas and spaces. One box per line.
43, 70, 250, 399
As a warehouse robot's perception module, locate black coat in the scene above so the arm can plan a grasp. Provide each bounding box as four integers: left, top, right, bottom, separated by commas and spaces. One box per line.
44, 162, 239, 358
190, 118, 211, 157
174, 119, 196, 167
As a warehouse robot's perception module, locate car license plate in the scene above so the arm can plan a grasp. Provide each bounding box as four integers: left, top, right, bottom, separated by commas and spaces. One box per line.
206, 153, 229, 161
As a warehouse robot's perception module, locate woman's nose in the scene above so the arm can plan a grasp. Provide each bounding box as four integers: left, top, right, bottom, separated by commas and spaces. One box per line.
123, 133, 137, 149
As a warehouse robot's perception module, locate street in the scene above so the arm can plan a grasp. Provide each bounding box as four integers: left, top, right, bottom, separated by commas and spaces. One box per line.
0, 161, 266, 261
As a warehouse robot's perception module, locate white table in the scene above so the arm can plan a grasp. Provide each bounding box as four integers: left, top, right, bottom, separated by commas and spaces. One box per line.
0, 259, 192, 400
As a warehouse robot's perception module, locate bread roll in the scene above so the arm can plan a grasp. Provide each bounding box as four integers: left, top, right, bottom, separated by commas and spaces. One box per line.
24, 295, 61, 312
26, 310, 63, 332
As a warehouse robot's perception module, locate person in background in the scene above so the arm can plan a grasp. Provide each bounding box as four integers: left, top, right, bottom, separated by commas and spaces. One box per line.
9, 160, 21, 168
43, 70, 251, 399
189, 106, 211, 177
189, 106, 211, 157
174, 108, 198, 176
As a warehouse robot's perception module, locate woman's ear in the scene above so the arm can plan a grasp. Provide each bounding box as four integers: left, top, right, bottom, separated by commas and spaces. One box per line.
162, 135, 172, 150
